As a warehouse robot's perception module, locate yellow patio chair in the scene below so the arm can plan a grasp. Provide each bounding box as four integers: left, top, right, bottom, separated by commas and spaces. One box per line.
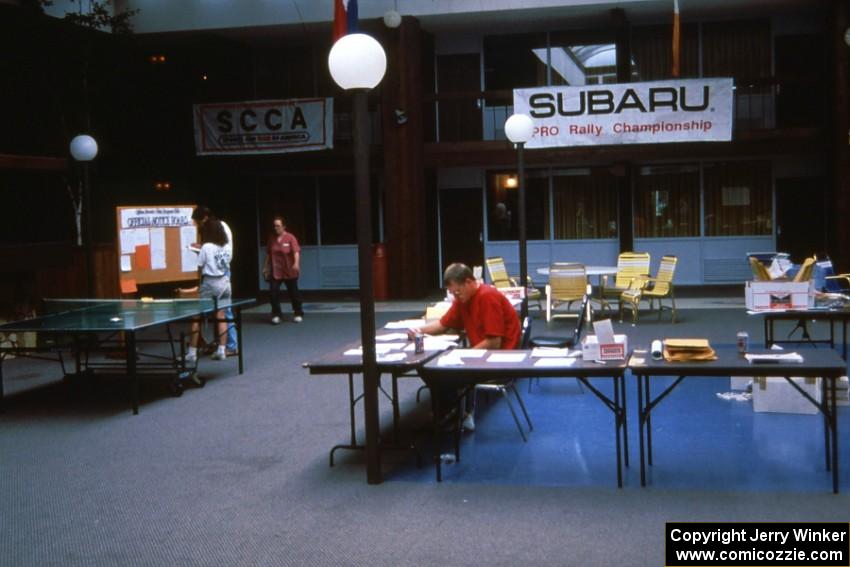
545, 263, 587, 322
618, 275, 648, 324
600, 252, 651, 312
641, 255, 678, 322
485, 256, 542, 311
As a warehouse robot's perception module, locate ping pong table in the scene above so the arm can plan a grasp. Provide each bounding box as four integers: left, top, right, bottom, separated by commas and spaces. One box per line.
0, 297, 254, 414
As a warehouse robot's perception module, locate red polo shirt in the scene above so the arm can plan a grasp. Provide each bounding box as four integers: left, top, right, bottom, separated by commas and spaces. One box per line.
267, 232, 301, 280
440, 284, 520, 349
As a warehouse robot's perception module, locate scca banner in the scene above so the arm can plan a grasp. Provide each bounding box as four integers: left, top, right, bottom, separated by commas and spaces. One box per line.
513, 78, 733, 148
193, 98, 333, 155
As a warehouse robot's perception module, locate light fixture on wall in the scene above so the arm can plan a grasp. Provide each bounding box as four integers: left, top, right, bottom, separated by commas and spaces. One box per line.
504, 175, 518, 189
154, 181, 172, 191
394, 108, 408, 125
844, 27, 850, 47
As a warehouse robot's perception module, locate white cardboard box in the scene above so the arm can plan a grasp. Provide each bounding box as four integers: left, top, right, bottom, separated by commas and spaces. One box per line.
745, 280, 813, 311
581, 334, 628, 361
752, 376, 821, 414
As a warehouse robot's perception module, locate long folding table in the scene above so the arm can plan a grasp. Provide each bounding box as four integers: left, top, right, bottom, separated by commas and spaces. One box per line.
419, 351, 629, 486
758, 308, 850, 360
631, 346, 846, 492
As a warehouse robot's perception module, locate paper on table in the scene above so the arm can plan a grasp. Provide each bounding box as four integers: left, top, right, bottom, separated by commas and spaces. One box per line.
150, 228, 167, 270
745, 352, 804, 364
343, 344, 404, 356
377, 353, 406, 362
449, 349, 486, 358
531, 347, 568, 357
437, 354, 464, 366
376, 333, 408, 341
488, 352, 526, 363
385, 319, 427, 329
403, 338, 455, 352
120, 255, 132, 272
593, 319, 616, 345
534, 358, 576, 367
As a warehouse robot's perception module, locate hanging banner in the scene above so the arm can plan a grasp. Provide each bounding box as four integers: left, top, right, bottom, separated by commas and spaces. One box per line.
193, 98, 333, 155
513, 78, 733, 148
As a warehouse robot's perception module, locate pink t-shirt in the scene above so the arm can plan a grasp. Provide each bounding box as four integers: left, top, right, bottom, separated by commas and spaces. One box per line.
267, 232, 301, 280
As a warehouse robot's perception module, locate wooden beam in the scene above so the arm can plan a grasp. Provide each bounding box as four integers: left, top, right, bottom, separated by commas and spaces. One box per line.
0, 154, 68, 171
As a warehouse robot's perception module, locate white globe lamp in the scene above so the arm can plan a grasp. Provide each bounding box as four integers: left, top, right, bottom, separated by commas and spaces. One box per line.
383, 9, 401, 28
504, 114, 534, 144
70, 134, 99, 161
328, 33, 387, 90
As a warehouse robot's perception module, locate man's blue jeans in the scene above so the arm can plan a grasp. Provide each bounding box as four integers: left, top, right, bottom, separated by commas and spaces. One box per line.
225, 270, 237, 351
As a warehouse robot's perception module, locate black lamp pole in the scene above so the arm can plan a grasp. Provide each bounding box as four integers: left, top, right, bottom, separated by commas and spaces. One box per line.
516, 141, 528, 321
353, 88, 381, 484
82, 163, 95, 297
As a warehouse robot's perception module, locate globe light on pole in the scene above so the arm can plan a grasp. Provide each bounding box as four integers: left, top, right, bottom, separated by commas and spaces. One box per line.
328, 33, 387, 485
69, 134, 99, 297
504, 113, 534, 321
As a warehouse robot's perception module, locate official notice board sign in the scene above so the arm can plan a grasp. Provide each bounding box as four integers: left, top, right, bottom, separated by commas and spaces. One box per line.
193, 98, 333, 155
513, 78, 734, 148
116, 205, 198, 289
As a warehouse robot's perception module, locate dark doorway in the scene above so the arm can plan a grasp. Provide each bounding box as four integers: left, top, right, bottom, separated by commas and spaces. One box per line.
775, 177, 826, 260
440, 187, 484, 277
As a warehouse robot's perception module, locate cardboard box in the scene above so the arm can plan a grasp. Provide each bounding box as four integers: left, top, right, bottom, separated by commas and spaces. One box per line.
581, 334, 628, 361
745, 280, 813, 311
752, 376, 821, 414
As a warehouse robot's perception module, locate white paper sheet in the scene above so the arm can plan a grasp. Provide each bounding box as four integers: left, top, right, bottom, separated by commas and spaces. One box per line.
593, 319, 616, 345
150, 228, 166, 270
745, 353, 804, 364
385, 319, 427, 329
449, 349, 486, 358
533, 358, 576, 367
377, 353, 406, 362
119, 228, 150, 254
120, 255, 132, 272
487, 352, 527, 363
376, 333, 409, 341
531, 347, 568, 357
403, 339, 455, 352
180, 226, 199, 272
437, 355, 464, 366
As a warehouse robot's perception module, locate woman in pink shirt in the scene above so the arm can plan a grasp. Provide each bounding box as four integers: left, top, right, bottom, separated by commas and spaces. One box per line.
262, 216, 304, 324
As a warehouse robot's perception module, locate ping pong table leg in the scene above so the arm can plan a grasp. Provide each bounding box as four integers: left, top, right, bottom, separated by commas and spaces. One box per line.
236, 307, 244, 374
0, 354, 4, 411
127, 331, 139, 415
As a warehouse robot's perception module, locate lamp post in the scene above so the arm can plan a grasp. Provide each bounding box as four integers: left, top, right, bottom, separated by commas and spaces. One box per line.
504, 114, 534, 321
328, 34, 387, 485
70, 134, 99, 297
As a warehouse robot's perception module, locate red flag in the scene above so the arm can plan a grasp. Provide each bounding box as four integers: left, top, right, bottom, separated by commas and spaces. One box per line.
672, 0, 681, 77
333, 0, 358, 42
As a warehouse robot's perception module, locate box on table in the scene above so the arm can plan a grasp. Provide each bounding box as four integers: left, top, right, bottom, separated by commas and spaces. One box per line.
752, 376, 821, 414
581, 334, 628, 361
745, 280, 813, 311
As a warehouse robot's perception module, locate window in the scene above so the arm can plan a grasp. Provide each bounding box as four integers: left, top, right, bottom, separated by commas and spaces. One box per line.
552, 169, 618, 240
634, 165, 700, 238
486, 170, 548, 241
256, 176, 318, 245
703, 161, 772, 236
483, 33, 548, 90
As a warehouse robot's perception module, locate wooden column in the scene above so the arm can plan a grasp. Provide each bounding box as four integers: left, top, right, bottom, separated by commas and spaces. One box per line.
380, 17, 428, 298
831, 0, 850, 271
613, 9, 635, 253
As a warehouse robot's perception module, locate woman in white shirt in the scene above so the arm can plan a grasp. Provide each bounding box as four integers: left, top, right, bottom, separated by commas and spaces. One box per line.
186, 218, 231, 362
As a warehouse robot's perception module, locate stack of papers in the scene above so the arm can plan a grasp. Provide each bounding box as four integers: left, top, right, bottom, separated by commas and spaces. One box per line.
384, 319, 427, 330
662, 338, 717, 362
745, 352, 804, 364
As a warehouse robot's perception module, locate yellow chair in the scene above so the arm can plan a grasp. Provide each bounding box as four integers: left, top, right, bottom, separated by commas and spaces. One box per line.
545, 263, 587, 322
485, 256, 542, 310
641, 255, 678, 322
748, 256, 772, 281
600, 252, 651, 312
618, 276, 648, 324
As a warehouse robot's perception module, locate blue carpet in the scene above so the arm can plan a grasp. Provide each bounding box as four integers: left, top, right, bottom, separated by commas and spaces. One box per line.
388, 371, 850, 492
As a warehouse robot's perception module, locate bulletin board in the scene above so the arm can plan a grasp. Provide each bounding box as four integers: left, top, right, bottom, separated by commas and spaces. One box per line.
115, 205, 199, 290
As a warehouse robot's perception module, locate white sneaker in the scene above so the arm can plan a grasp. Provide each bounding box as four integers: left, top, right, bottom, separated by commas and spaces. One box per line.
183, 353, 197, 364
271, 316, 281, 325
293, 316, 303, 323
462, 413, 475, 432
211, 350, 226, 361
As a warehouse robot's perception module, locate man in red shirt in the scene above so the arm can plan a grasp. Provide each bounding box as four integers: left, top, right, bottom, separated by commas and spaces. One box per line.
415, 263, 520, 430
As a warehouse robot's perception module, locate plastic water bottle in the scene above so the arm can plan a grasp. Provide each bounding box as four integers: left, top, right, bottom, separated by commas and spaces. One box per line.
737, 330, 749, 354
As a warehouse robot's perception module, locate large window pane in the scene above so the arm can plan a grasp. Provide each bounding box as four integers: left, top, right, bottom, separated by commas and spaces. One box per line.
256, 176, 317, 246
484, 33, 548, 90
552, 169, 618, 240
704, 161, 772, 236
634, 165, 700, 238
486, 170, 548, 241
319, 176, 356, 244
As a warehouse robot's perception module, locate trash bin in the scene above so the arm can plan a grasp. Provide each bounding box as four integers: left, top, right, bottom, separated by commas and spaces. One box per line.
373, 243, 388, 300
